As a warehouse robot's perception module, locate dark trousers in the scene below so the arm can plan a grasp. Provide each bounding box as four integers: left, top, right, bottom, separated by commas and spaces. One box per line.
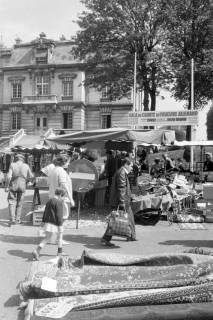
8, 190, 25, 222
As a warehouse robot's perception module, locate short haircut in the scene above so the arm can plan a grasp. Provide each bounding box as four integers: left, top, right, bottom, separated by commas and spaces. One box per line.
55, 188, 66, 197
121, 157, 132, 166
54, 155, 68, 166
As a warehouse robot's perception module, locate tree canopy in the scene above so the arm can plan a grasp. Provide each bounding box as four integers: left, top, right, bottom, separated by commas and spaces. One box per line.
73, 0, 213, 111
162, 0, 213, 109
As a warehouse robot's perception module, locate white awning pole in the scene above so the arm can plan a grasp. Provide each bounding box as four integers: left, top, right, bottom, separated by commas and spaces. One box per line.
190, 58, 194, 172
133, 51, 137, 112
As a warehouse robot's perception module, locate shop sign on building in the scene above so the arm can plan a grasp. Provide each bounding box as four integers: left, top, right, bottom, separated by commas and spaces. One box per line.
128, 110, 199, 126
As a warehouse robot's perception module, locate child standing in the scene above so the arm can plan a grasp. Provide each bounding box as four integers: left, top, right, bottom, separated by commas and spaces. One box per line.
32, 188, 66, 260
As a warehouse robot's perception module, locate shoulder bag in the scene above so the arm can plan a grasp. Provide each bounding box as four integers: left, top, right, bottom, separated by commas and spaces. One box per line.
107, 208, 131, 238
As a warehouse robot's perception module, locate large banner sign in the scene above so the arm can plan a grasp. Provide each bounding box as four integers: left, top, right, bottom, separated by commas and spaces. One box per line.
128, 110, 198, 126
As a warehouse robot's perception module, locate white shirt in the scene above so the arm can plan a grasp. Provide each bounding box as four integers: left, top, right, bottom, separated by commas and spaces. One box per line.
48, 166, 73, 203
41, 163, 55, 186
41, 163, 55, 177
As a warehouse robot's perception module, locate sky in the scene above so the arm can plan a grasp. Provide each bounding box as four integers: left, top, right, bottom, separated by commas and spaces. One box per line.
0, 0, 84, 46
0, 0, 208, 139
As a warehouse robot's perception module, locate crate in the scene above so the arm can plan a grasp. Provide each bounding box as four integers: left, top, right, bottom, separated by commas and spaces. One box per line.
32, 210, 44, 226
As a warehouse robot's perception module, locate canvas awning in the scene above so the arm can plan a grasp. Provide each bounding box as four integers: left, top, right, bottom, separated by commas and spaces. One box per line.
172, 140, 213, 147
0, 136, 11, 153
47, 128, 175, 147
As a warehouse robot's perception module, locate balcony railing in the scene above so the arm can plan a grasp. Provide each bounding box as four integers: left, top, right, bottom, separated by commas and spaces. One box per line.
22, 95, 57, 104
61, 95, 73, 101
11, 97, 22, 103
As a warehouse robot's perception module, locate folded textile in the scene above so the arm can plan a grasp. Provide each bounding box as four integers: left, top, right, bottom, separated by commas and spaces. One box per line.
30, 303, 213, 320
19, 250, 213, 319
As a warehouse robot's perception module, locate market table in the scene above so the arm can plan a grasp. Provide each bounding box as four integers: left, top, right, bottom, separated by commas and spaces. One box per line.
131, 193, 173, 214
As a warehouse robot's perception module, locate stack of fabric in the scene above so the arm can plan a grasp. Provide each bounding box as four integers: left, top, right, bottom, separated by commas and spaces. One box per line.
19, 250, 213, 320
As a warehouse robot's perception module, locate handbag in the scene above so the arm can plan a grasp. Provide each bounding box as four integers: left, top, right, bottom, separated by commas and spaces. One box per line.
107, 208, 131, 238
10, 176, 26, 192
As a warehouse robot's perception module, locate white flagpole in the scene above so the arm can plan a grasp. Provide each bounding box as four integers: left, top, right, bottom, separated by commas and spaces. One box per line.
190, 58, 194, 171
133, 51, 137, 112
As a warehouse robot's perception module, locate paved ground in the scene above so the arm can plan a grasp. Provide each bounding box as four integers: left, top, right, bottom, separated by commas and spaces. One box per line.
1, 188, 213, 320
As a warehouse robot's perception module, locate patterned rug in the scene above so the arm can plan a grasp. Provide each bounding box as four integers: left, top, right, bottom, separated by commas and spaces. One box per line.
19, 250, 213, 319
178, 223, 207, 230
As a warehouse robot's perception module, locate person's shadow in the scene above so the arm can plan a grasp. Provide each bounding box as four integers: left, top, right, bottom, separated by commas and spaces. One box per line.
4, 294, 26, 320
0, 234, 39, 245
159, 239, 213, 249
0, 207, 10, 226
64, 233, 120, 249
7, 249, 54, 260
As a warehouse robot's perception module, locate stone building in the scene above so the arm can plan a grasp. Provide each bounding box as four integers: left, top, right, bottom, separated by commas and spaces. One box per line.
0, 33, 132, 136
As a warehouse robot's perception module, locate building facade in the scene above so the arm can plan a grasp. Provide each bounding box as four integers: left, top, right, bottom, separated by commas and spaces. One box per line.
0, 33, 133, 136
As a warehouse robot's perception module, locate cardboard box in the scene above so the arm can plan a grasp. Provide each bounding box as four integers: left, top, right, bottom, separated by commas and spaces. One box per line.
203, 183, 213, 200
33, 211, 43, 226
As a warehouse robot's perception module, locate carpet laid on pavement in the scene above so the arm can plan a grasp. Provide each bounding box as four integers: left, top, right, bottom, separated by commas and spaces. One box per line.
19, 250, 213, 320
178, 223, 207, 230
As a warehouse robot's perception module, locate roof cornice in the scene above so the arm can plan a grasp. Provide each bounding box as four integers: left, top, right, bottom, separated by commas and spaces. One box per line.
1, 62, 86, 72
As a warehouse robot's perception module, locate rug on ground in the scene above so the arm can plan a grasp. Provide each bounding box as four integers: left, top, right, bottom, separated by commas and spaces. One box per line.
178, 223, 207, 230
19, 249, 213, 320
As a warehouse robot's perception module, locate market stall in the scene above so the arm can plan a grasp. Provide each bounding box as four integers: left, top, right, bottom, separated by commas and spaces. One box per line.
47, 128, 176, 211
171, 139, 213, 182
47, 128, 176, 152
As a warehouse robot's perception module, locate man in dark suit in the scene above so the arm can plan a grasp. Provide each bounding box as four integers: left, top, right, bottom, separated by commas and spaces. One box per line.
101, 157, 136, 246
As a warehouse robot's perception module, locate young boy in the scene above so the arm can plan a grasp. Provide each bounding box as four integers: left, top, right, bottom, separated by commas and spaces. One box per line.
32, 187, 66, 260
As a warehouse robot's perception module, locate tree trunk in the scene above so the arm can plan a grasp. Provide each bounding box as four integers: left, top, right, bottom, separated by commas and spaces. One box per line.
150, 65, 157, 111
150, 91, 156, 111
186, 98, 191, 140
143, 86, 149, 111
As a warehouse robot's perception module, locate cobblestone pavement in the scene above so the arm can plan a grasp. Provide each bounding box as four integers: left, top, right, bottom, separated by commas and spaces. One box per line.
0, 188, 213, 319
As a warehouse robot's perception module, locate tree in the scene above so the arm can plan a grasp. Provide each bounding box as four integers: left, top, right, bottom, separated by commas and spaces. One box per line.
73, 0, 168, 110
162, 0, 213, 110
161, 0, 213, 141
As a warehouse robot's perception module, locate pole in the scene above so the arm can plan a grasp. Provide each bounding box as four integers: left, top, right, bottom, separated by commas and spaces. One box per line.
76, 192, 81, 229
133, 51, 137, 112
190, 58, 194, 172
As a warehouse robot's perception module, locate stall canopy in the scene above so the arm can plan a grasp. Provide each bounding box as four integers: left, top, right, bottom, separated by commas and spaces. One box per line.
172, 140, 213, 147
9, 134, 63, 153
47, 128, 175, 149
0, 136, 11, 154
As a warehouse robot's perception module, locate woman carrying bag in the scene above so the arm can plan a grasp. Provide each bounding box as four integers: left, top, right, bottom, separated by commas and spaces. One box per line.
101, 157, 136, 247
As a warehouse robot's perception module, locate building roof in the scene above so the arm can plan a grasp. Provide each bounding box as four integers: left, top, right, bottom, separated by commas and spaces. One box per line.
1, 35, 81, 68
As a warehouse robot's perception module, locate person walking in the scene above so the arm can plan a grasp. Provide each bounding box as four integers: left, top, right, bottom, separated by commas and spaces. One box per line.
101, 157, 136, 246
32, 188, 66, 260
5, 153, 34, 226
48, 155, 75, 218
